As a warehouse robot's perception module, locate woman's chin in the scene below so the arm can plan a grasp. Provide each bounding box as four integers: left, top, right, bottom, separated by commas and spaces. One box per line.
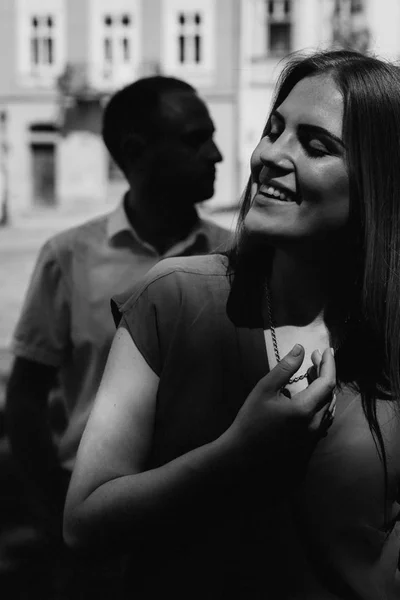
243, 211, 281, 242
242, 212, 305, 255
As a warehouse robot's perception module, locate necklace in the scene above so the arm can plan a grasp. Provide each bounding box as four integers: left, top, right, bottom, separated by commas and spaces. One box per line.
265, 283, 309, 385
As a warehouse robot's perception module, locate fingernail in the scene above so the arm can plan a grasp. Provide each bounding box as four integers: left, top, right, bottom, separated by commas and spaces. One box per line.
316, 349, 322, 357
328, 393, 337, 412
291, 344, 302, 356
330, 347, 335, 356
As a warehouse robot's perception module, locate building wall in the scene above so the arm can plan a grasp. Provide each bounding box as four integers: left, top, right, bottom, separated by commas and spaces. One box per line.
0, 1, 61, 215
0, 0, 62, 99
202, 0, 240, 206
62, 0, 240, 209
67, 0, 90, 66
237, 0, 340, 188
1, 0, 243, 219
12, 0, 65, 97
141, 0, 163, 74
213, 0, 240, 93
293, 0, 333, 52
366, 0, 400, 60
3, 0, 400, 222
7, 100, 58, 213
0, 0, 17, 98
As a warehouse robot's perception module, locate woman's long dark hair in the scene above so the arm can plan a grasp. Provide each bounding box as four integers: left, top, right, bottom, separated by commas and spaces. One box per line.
229, 50, 400, 523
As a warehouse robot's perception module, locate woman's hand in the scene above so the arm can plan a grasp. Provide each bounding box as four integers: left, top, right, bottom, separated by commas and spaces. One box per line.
307, 348, 337, 434
64, 336, 335, 550
223, 345, 336, 471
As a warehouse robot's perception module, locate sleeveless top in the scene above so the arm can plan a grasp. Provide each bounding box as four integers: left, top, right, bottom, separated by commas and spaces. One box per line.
112, 254, 400, 600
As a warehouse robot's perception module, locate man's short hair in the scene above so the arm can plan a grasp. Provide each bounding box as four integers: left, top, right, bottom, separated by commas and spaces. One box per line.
102, 76, 195, 172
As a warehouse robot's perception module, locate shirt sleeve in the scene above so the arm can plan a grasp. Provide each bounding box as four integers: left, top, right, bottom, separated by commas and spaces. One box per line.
111, 262, 185, 377
118, 287, 161, 376
111, 256, 225, 379
11, 239, 71, 367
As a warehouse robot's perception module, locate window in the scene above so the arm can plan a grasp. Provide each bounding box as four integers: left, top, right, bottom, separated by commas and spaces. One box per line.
267, 0, 292, 57
351, 0, 364, 13
333, 0, 364, 18
30, 123, 58, 206
17, 0, 65, 85
177, 11, 204, 65
89, 0, 140, 89
31, 15, 55, 68
249, 0, 292, 62
163, 0, 215, 84
31, 142, 56, 206
102, 13, 133, 76
332, 0, 368, 51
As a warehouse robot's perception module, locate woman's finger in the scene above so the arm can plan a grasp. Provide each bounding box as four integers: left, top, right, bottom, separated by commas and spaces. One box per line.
307, 349, 322, 385
258, 344, 305, 395
293, 348, 336, 416
311, 349, 322, 371
309, 392, 337, 436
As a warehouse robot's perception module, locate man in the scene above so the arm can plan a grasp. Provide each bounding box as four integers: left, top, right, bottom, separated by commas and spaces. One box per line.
5, 76, 229, 539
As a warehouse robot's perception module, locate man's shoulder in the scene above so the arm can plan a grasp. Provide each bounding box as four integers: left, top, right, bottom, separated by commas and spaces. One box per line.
46, 213, 109, 252
199, 217, 233, 248
112, 254, 230, 318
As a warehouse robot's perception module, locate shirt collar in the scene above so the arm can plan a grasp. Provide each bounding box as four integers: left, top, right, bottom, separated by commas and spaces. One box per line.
106, 199, 136, 242
106, 197, 208, 257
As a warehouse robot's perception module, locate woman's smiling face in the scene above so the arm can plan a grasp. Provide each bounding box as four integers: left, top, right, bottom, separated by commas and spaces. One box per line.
244, 75, 349, 251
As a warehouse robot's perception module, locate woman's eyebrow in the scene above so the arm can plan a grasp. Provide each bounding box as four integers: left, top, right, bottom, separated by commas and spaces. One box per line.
271, 109, 345, 149
298, 124, 345, 148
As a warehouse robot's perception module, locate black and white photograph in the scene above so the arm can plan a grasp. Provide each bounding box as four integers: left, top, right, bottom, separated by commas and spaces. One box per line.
0, 1, 399, 598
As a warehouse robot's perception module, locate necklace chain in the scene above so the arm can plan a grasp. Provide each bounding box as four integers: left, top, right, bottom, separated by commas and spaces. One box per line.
265, 284, 309, 385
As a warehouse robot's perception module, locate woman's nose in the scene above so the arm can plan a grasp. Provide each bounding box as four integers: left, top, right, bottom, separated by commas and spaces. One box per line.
258, 134, 294, 171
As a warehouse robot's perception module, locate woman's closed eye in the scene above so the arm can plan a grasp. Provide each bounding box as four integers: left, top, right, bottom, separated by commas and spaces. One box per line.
300, 129, 344, 158
263, 123, 341, 160
265, 128, 332, 156
303, 137, 330, 158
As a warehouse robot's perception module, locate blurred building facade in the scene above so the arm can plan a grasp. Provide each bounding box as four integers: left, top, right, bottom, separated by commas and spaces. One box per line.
0, 0, 397, 222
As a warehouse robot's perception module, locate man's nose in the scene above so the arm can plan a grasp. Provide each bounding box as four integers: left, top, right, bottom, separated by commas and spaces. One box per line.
207, 140, 223, 164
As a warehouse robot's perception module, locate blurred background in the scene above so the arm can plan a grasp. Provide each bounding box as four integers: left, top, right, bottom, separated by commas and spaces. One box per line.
0, 0, 395, 421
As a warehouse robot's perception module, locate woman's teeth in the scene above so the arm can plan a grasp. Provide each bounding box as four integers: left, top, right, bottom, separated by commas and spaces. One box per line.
265, 185, 293, 202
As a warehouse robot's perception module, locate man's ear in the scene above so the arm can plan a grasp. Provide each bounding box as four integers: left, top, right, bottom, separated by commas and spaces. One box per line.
121, 133, 146, 165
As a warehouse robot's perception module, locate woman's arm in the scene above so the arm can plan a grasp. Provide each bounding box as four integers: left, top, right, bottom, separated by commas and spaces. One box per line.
63, 326, 241, 551
64, 331, 335, 552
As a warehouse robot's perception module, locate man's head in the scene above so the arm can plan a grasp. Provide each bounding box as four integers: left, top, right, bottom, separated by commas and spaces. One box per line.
102, 76, 223, 206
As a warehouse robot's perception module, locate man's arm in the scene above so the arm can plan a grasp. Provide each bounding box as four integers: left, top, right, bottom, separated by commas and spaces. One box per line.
5, 237, 72, 535
5, 357, 70, 533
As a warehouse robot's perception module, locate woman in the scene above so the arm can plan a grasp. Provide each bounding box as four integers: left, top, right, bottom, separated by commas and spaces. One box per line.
64, 50, 400, 599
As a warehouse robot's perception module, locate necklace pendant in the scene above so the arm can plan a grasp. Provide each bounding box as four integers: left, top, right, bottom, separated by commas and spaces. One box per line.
280, 387, 291, 399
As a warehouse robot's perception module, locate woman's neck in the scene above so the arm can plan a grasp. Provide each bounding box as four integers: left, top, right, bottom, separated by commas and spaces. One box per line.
268, 248, 329, 328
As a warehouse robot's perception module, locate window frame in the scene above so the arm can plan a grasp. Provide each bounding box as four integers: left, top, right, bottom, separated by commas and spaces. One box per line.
162, 0, 216, 85
17, 0, 66, 87
89, 0, 141, 90
266, 0, 292, 58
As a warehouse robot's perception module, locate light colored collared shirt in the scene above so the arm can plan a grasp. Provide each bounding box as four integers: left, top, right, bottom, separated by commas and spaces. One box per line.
12, 201, 231, 470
